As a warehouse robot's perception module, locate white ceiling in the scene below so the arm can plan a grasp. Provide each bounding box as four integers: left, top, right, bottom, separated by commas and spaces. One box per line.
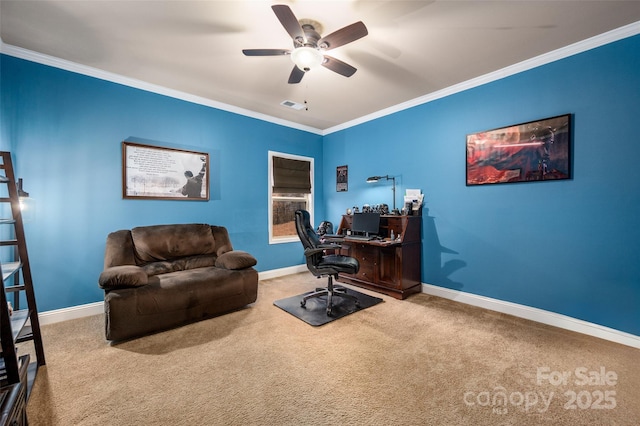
1, 1, 640, 133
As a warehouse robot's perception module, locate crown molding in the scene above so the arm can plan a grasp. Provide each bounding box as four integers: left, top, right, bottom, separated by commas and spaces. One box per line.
2, 21, 639, 136
324, 20, 640, 135
0, 43, 324, 136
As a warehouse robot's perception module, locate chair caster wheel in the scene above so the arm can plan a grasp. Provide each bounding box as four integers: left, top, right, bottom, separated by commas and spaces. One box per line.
326, 308, 333, 316
300, 301, 306, 308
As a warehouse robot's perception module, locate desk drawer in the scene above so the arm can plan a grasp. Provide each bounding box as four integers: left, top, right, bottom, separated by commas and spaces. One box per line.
356, 261, 375, 281
353, 245, 377, 281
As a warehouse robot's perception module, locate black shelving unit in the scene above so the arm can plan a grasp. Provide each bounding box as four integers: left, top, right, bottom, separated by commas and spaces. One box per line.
0, 151, 45, 424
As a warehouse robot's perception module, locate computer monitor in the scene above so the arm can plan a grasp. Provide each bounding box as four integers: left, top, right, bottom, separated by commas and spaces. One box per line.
351, 212, 380, 237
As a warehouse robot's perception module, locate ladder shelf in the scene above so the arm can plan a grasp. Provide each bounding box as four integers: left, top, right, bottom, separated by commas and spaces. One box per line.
0, 151, 45, 419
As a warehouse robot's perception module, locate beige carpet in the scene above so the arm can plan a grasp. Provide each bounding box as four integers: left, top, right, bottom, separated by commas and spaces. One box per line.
25, 273, 639, 425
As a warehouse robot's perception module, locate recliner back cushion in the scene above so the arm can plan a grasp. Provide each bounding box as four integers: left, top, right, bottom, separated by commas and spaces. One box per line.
132, 224, 217, 263
104, 229, 137, 268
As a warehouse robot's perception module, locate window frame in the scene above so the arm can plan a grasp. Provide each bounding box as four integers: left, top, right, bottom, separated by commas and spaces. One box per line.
268, 151, 314, 244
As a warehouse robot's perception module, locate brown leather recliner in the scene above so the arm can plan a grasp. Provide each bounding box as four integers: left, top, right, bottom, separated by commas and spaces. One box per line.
98, 223, 258, 341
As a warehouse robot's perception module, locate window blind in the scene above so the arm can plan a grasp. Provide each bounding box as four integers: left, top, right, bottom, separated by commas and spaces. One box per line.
272, 156, 311, 193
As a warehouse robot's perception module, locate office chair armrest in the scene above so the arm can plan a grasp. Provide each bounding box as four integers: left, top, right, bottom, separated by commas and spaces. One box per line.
303, 247, 326, 257
303, 244, 342, 257
318, 243, 341, 249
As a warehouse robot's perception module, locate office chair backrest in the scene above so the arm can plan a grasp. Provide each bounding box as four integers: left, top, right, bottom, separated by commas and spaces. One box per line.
295, 209, 329, 276
295, 210, 320, 250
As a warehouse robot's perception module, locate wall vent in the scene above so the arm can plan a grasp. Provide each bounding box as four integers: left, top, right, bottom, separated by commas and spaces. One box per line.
280, 100, 307, 111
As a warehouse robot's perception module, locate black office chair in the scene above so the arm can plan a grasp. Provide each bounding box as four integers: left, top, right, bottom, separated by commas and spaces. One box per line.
295, 210, 360, 315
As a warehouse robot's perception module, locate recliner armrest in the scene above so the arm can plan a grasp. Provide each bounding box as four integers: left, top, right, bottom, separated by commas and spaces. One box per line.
99, 265, 148, 289
215, 250, 258, 270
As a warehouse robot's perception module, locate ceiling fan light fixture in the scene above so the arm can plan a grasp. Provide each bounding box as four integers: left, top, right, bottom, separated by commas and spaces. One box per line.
291, 46, 324, 71
243, 5, 367, 83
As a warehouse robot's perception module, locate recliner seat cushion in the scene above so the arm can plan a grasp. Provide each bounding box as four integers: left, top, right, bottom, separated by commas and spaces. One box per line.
104, 267, 259, 341
136, 267, 246, 315
142, 254, 219, 276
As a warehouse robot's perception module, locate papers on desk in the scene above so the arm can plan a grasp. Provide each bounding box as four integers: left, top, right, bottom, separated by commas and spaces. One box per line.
404, 189, 424, 212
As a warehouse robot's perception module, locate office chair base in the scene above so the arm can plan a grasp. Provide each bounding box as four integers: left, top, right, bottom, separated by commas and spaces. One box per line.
275, 287, 383, 326
300, 277, 360, 316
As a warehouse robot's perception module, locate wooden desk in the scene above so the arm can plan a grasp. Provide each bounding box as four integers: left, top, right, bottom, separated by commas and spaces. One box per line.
336, 215, 421, 300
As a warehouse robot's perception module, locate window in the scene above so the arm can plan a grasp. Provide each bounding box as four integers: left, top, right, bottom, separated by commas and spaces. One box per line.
269, 151, 313, 244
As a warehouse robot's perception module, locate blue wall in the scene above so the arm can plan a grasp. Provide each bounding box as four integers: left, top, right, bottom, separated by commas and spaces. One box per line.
1, 33, 638, 336
324, 34, 640, 336
0, 55, 324, 311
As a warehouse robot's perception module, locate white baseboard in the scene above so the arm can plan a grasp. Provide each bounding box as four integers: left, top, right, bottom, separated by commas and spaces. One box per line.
38, 301, 104, 326
422, 283, 640, 349
34, 270, 640, 349
35, 267, 308, 326
257, 264, 307, 280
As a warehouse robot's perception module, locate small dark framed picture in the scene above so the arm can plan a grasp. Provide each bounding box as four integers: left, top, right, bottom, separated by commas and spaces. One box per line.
466, 114, 571, 186
336, 165, 348, 192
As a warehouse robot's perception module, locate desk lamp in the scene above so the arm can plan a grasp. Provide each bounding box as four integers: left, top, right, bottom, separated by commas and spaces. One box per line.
366, 175, 397, 212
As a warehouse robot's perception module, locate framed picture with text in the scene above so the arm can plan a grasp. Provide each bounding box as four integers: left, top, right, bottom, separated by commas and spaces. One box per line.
122, 142, 209, 200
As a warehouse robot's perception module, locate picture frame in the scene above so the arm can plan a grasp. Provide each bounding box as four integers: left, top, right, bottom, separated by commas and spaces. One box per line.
122, 142, 209, 200
336, 165, 348, 192
466, 114, 572, 186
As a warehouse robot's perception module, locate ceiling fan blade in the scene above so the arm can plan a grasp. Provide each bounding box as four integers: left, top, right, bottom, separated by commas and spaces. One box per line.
288, 66, 305, 84
242, 49, 290, 56
318, 21, 368, 51
272, 4, 305, 43
322, 55, 357, 77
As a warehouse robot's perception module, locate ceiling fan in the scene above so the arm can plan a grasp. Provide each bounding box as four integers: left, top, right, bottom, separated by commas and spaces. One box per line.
242, 4, 368, 84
